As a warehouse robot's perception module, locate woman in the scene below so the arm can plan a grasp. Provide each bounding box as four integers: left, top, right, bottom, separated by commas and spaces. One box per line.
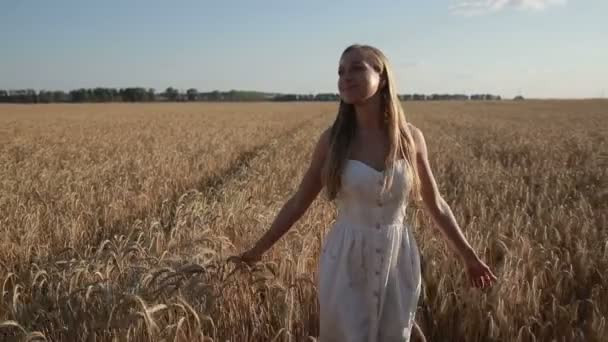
231, 44, 497, 341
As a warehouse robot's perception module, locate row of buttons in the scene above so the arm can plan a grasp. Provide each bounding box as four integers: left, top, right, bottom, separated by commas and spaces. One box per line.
377, 178, 384, 208
374, 176, 385, 301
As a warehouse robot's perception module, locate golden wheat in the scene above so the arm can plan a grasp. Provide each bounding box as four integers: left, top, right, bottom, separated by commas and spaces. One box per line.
0, 100, 606, 341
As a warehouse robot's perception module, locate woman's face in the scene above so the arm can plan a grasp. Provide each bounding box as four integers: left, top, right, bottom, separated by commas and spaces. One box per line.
338, 49, 384, 105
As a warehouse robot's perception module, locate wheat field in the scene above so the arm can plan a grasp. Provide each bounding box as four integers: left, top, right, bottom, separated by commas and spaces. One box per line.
0, 100, 606, 341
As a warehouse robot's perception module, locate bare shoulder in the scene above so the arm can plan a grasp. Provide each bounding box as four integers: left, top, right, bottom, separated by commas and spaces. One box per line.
316, 126, 332, 152
407, 123, 427, 155
320, 126, 332, 145
310, 126, 332, 163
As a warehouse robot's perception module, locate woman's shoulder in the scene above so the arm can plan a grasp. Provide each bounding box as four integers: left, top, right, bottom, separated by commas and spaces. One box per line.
311, 126, 332, 159
407, 123, 423, 141
407, 123, 427, 154
319, 126, 332, 146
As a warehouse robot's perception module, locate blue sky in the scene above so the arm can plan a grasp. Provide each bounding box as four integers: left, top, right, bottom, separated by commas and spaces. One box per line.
1, 0, 606, 98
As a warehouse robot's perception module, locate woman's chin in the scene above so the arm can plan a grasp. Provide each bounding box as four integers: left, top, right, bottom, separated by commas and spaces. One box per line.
340, 95, 363, 105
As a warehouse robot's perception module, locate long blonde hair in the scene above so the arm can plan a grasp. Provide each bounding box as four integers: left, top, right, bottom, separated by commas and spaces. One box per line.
323, 44, 422, 204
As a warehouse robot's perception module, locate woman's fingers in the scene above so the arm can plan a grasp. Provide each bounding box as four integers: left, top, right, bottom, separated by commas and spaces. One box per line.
468, 265, 499, 289
486, 273, 496, 284
484, 264, 498, 280
485, 268, 497, 284
471, 274, 493, 289
488, 269, 498, 280
227, 255, 241, 263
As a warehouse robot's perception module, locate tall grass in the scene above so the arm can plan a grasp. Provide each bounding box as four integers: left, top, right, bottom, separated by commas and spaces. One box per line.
0, 100, 605, 341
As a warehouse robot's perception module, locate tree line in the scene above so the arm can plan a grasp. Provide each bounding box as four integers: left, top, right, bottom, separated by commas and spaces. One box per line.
0, 87, 508, 103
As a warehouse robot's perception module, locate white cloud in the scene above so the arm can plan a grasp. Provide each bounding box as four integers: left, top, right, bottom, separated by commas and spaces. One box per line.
450, 0, 567, 16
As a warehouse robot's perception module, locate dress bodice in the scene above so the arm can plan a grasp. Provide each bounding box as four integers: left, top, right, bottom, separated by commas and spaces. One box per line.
335, 159, 412, 230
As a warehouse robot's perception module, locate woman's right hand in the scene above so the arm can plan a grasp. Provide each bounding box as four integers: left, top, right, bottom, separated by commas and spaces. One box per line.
228, 247, 263, 266
463, 253, 497, 289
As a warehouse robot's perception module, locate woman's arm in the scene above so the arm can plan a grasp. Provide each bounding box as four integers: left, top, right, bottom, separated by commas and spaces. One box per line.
409, 124, 476, 261
409, 124, 497, 288
236, 127, 331, 260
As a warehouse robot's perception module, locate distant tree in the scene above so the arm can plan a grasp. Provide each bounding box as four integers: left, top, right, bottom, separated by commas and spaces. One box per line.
147, 88, 155, 101
28, 89, 38, 103
314, 93, 339, 101
0, 87, 508, 103
121, 87, 148, 102
38, 90, 52, 103
165, 87, 179, 101
52, 91, 68, 102
227, 90, 238, 101
186, 88, 198, 101
70, 89, 87, 102
210, 90, 221, 101
412, 94, 426, 101
93, 87, 111, 102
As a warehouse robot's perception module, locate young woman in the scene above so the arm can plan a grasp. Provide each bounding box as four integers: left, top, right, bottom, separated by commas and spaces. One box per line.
231, 44, 497, 341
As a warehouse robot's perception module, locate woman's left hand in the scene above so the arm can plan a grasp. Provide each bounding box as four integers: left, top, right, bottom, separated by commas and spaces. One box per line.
464, 254, 497, 289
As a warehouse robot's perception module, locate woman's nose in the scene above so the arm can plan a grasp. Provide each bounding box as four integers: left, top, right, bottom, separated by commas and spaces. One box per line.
341, 73, 354, 82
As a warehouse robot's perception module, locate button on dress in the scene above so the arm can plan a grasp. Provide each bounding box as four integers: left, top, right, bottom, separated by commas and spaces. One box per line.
318, 159, 422, 342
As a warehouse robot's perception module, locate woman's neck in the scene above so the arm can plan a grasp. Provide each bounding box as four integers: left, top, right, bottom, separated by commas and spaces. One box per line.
354, 96, 384, 131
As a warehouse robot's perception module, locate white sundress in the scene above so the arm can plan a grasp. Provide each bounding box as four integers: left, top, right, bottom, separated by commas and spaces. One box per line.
318, 158, 422, 342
